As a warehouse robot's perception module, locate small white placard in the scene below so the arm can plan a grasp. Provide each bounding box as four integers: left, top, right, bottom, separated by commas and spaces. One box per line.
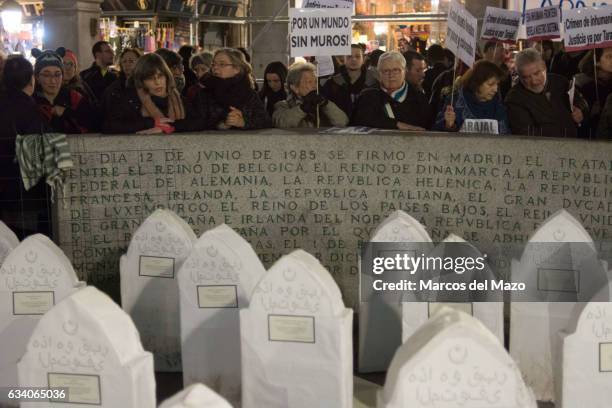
197, 285, 238, 308
12, 291, 55, 315
537, 268, 578, 293
316, 55, 335, 77
139, 255, 175, 278
600, 343, 612, 372
48, 373, 101, 405
460, 119, 499, 134
428, 302, 474, 317
268, 314, 315, 343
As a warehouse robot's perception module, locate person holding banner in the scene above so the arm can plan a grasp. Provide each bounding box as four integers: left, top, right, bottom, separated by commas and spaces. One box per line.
576, 48, 612, 137
505, 48, 588, 137
351, 51, 428, 131
272, 61, 348, 128
433, 60, 509, 134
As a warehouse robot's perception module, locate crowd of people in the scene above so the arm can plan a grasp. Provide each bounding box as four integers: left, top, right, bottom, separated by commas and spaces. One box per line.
1, 39, 611, 140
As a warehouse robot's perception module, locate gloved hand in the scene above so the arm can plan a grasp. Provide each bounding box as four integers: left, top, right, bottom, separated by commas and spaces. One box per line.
300, 91, 328, 115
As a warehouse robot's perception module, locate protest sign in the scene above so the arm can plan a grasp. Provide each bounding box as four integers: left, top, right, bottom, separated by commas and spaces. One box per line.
563, 7, 612, 52
302, 0, 352, 8
481, 7, 521, 43
316, 55, 336, 76
525, 6, 561, 41
446, 0, 478, 67
289, 8, 352, 57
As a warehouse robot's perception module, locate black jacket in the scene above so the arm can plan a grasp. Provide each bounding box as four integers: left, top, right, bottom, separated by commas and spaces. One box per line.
321, 66, 368, 119
351, 84, 431, 129
191, 82, 271, 130
505, 73, 589, 137
423, 62, 448, 100
80, 63, 118, 103
102, 86, 203, 134
34, 87, 98, 134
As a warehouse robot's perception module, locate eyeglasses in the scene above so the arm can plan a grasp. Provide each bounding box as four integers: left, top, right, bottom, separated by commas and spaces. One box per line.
39, 72, 63, 80
380, 68, 403, 76
212, 62, 235, 68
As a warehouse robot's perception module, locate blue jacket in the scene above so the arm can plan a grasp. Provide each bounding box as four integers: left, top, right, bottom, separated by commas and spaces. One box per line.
434, 88, 509, 134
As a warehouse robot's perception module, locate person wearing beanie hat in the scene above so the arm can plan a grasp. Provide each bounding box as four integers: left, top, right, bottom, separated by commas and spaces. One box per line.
62, 49, 97, 106
32, 47, 98, 133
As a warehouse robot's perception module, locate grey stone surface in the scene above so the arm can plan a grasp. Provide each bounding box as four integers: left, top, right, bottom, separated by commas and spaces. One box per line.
55, 130, 612, 308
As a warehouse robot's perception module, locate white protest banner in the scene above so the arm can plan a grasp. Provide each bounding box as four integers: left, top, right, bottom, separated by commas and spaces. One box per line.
302, 0, 352, 8
564, 7, 612, 52
525, 6, 561, 41
481, 7, 521, 43
316, 55, 336, 76
289, 8, 352, 57
446, 0, 478, 67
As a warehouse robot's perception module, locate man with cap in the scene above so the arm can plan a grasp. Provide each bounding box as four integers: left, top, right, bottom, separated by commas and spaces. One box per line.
32, 47, 98, 133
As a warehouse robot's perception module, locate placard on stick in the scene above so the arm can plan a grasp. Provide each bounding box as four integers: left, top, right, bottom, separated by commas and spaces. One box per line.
289, 8, 352, 57
445, 0, 477, 67
481, 6, 521, 43
525, 6, 561, 41
563, 7, 612, 52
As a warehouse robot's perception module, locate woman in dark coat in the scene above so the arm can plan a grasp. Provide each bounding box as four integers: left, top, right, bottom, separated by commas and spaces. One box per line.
434, 60, 510, 134
103, 53, 201, 134
575, 47, 612, 137
101, 47, 142, 117
191, 48, 271, 130
259, 61, 288, 117
32, 48, 98, 133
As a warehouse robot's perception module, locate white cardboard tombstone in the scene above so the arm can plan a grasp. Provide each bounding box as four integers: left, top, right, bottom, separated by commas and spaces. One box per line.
18, 286, 155, 408
178, 224, 266, 405
120, 209, 196, 372
0, 234, 83, 405
379, 307, 537, 408
359, 210, 433, 373
241, 249, 353, 408
0, 221, 19, 267
402, 234, 504, 343
159, 383, 233, 408
555, 283, 612, 408
510, 209, 607, 401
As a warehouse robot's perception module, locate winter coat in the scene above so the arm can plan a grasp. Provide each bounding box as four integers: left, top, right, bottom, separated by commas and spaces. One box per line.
80, 63, 118, 103
505, 73, 589, 137
321, 66, 368, 118
351, 83, 431, 129
272, 94, 348, 128
34, 87, 98, 134
434, 88, 509, 134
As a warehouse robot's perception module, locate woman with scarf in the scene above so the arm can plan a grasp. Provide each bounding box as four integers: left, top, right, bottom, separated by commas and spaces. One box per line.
102, 53, 199, 134
259, 61, 288, 117
32, 48, 98, 134
434, 60, 509, 134
191, 48, 271, 130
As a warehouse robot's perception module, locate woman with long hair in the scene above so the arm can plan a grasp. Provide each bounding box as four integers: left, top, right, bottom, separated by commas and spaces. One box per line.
576, 47, 612, 136
192, 47, 270, 130
101, 47, 142, 116
103, 53, 199, 134
434, 60, 509, 134
259, 61, 288, 117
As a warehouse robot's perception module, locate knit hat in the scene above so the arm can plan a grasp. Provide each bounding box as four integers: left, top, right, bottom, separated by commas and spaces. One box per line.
31, 47, 66, 75
63, 49, 78, 67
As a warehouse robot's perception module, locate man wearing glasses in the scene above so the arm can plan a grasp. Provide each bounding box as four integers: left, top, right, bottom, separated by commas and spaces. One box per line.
505, 48, 588, 137
352, 51, 429, 130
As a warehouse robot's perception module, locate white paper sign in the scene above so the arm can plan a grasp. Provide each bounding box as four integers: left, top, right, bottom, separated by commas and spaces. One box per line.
568, 77, 576, 107
316, 55, 336, 77
563, 7, 612, 52
48, 373, 101, 405
268, 315, 316, 343
481, 7, 521, 43
525, 6, 561, 41
600, 342, 612, 371
289, 8, 352, 57
446, 0, 478, 67
460, 119, 499, 134
302, 0, 352, 7
139, 255, 175, 278
12, 291, 55, 315
197, 285, 238, 308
